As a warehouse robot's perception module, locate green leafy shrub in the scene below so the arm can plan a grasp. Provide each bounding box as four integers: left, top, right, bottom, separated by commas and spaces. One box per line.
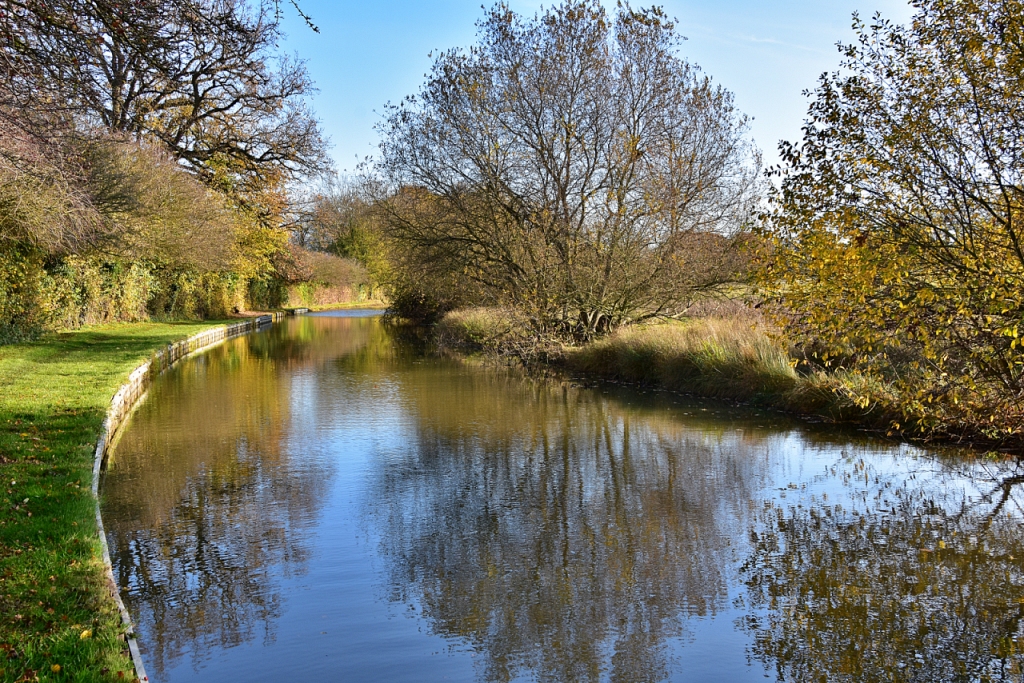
43, 257, 156, 328
0, 245, 50, 343
1, 250, 158, 342
148, 270, 247, 320
246, 276, 288, 312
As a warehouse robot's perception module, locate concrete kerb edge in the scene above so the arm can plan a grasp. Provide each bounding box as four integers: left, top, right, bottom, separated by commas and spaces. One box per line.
90, 313, 282, 683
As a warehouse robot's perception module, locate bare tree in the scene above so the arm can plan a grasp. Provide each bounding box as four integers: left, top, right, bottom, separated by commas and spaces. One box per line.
293, 176, 376, 255
0, 103, 104, 253
0, 0, 328, 197
375, 1, 760, 338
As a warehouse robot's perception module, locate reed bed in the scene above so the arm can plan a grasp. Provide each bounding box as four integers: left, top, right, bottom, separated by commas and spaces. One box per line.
435, 308, 915, 436
564, 318, 798, 401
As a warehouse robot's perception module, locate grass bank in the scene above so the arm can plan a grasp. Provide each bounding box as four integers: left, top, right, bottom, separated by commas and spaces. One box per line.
564, 320, 907, 423
434, 308, 798, 394
0, 321, 232, 683
433, 308, 932, 445
434, 307, 801, 401
565, 318, 797, 400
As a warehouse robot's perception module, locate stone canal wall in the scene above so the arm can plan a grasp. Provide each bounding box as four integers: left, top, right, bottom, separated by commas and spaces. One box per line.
90, 313, 284, 683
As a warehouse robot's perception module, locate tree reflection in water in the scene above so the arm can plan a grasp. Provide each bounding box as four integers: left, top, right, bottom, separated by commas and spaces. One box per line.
741, 454, 1024, 682
102, 317, 377, 677
369, 371, 776, 683
102, 317, 1024, 682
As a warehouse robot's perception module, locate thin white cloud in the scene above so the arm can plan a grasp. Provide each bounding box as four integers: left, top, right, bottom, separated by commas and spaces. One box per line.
680, 22, 831, 57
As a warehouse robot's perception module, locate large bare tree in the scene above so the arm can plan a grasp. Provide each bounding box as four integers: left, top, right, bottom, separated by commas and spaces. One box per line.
375, 1, 760, 337
0, 0, 327, 196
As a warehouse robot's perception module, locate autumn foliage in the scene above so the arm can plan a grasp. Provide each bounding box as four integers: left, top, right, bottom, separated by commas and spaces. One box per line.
760, 0, 1024, 441
0, 0, 332, 341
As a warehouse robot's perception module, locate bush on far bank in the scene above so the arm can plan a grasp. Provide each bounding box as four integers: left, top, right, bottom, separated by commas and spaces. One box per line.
433, 304, 797, 400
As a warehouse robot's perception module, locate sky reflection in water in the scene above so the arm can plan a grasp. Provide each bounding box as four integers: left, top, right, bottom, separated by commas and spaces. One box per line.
101, 314, 1024, 682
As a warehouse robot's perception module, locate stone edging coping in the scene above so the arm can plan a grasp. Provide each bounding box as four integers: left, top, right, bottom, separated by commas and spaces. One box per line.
90, 314, 283, 683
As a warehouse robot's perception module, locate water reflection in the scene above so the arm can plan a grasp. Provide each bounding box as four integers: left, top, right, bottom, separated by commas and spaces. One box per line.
370, 369, 782, 682
740, 454, 1024, 682
102, 316, 379, 675
102, 316, 1024, 682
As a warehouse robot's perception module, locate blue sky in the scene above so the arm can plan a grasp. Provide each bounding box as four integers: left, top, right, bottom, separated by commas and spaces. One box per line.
279, 0, 916, 175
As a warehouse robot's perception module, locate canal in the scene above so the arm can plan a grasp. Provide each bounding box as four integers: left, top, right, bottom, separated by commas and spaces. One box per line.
102, 311, 1024, 682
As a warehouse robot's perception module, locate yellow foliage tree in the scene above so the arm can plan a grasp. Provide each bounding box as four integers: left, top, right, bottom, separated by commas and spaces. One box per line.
760, 0, 1024, 438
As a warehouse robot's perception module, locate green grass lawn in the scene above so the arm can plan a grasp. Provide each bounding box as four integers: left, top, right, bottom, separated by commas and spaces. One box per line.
0, 321, 228, 683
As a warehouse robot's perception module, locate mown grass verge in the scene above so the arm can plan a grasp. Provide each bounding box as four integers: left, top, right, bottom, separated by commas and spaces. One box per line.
0, 321, 230, 683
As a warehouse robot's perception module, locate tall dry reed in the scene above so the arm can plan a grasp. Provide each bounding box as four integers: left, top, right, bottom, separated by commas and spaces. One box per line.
565, 318, 798, 400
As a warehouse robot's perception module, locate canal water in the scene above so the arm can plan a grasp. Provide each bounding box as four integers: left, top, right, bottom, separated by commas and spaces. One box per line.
102, 311, 1024, 682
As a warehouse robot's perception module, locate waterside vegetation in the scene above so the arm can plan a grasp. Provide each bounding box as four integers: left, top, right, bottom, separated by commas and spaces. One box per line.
0, 0, 372, 346
0, 0, 375, 676
434, 306, 993, 448
376, 0, 1024, 450
372, 1, 759, 334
